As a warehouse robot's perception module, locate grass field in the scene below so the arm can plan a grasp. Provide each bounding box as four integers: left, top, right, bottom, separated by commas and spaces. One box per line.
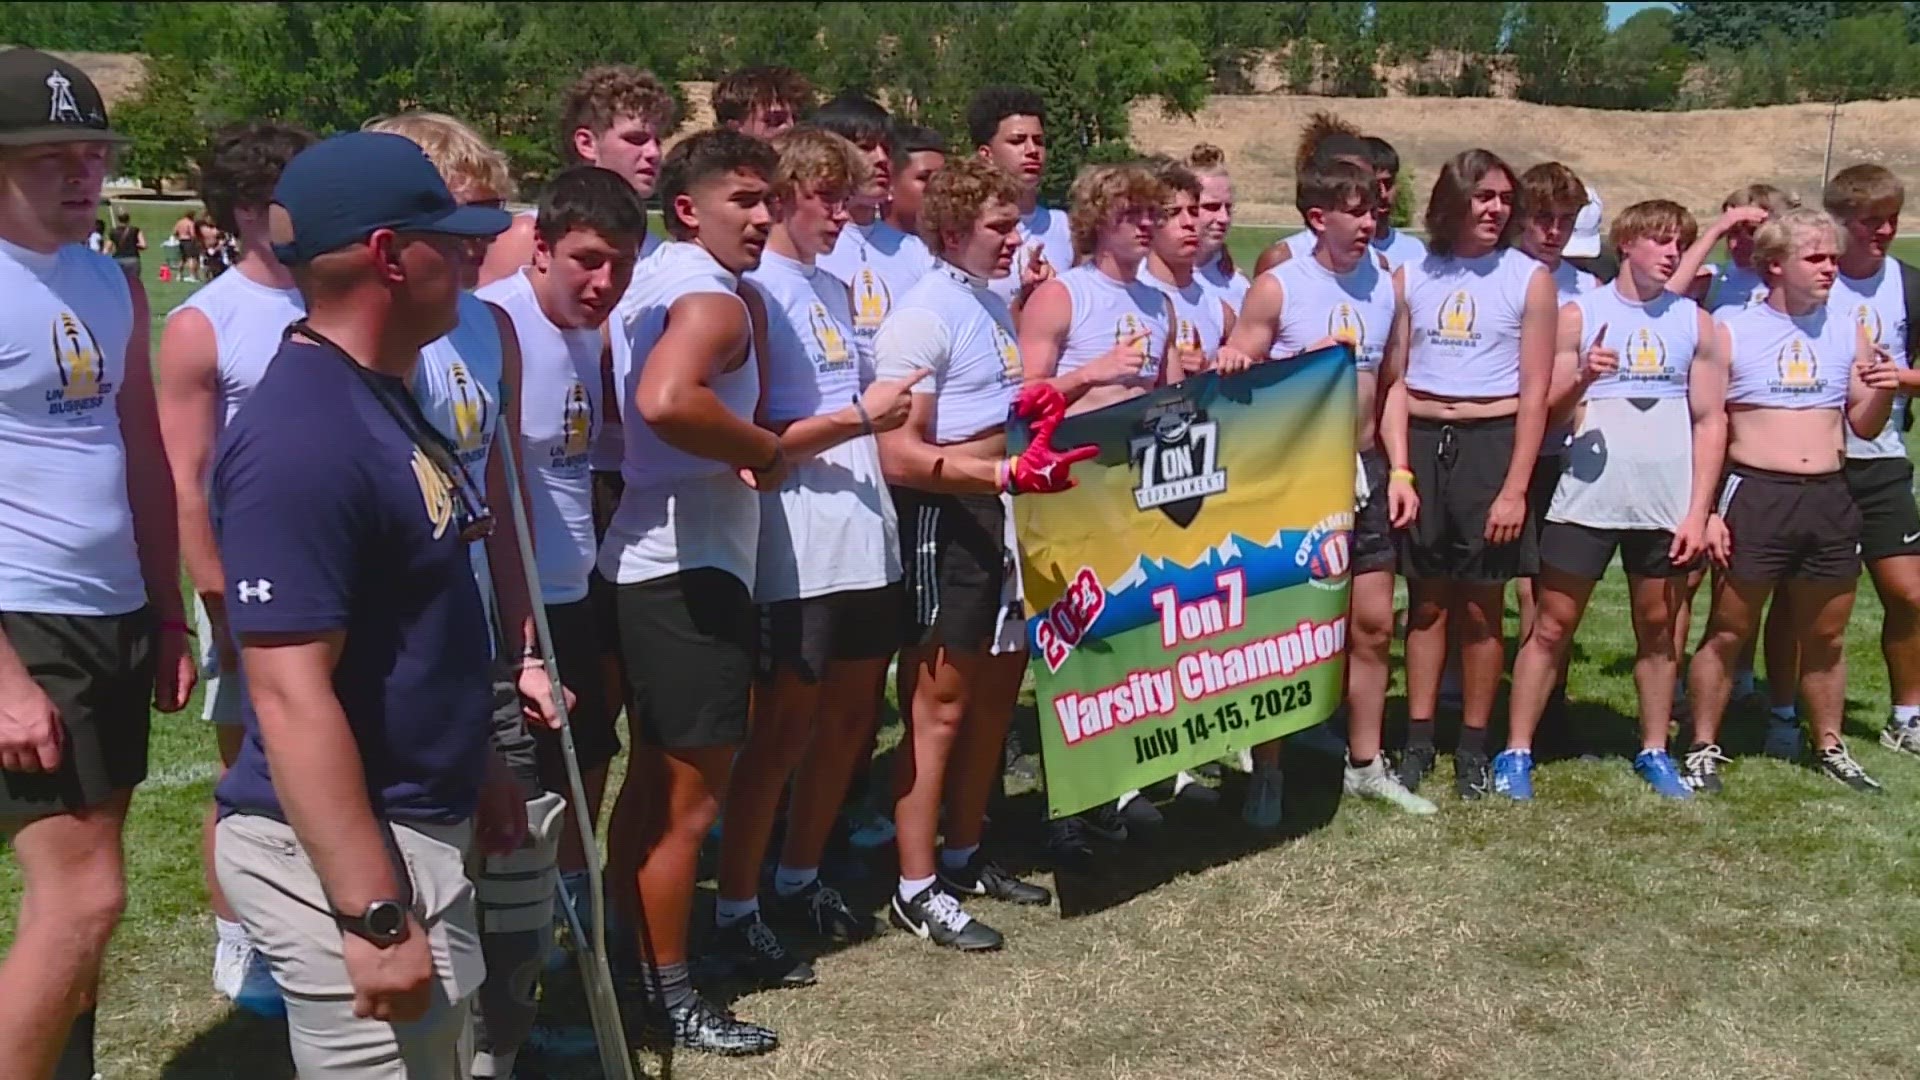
7, 204, 1920, 1078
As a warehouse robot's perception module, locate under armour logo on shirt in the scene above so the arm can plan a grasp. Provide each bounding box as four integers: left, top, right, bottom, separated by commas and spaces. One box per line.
236, 579, 274, 604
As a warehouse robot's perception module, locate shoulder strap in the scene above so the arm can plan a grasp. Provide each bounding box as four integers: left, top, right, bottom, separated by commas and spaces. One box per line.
1900, 259, 1920, 430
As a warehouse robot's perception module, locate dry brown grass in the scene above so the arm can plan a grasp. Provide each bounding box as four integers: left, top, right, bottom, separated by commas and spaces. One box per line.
1131, 93, 1920, 226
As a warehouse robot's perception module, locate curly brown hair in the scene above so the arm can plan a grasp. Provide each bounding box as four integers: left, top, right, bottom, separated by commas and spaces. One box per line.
711, 65, 817, 126
559, 66, 677, 162
1067, 162, 1167, 259
919, 157, 1024, 258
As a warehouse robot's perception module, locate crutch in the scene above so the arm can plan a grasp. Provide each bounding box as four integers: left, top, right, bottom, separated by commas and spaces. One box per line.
492, 414, 638, 1080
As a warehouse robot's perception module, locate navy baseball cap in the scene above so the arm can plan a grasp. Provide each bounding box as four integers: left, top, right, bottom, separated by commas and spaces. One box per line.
270, 131, 511, 265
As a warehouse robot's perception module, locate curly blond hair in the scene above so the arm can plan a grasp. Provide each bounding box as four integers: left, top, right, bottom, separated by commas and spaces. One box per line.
1752, 206, 1845, 282
918, 157, 1024, 258
362, 111, 514, 200
1067, 162, 1167, 259
770, 125, 868, 202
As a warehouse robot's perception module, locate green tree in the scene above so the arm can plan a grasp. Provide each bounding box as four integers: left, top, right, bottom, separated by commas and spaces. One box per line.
113, 56, 201, 193
1590, 7, 1687, 109
1670, 2, 1838, 56
0, 3, 156, 52
1507, 1, 1609, 106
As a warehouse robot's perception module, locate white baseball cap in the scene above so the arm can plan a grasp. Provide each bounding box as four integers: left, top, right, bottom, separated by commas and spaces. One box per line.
1564, 184, 1603, 258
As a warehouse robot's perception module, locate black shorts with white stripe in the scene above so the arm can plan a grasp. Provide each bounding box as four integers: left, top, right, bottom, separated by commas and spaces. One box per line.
893, 488, 1011, 652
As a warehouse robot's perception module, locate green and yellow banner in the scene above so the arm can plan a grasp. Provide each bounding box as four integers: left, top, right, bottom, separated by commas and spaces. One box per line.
1011, 346, 1356, 819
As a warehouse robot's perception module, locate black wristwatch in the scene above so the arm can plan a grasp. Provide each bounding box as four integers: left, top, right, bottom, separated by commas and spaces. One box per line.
336, 899, 411, 948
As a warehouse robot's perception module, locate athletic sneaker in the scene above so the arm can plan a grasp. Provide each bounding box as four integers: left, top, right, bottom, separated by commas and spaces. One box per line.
1682, 743, 1729, 794
702, 913, 816, 988
1632, 749, 1693, 800
1241, 764, 1284, 829
1454, 749, 1492, 801
1879, 717, 1920, 757
1045, 816, 1095, 868
889, 885, 1003, 951
843, 806, 896, 850
1173, 771, 1222, 806
939, 851, 1053, 906
1118, 792, 1165, 834
214, 938, 287, 1019
1342, 756, 1438, 815
1815, 743, 1884, 793
643, 994, 778, 1056
1395, 745, 1436, 793
1490, 749, 1533, 801
1079, 802, 1130, 842
766, 880, 876, 942
1763, 719, 1802, 760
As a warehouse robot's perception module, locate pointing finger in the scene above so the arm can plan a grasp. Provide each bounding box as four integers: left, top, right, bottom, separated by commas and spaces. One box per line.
900, 367, 933, 389
1592, 323, 1608, 348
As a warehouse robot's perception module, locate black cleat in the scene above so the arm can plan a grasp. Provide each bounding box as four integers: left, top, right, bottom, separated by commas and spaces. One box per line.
938, 851, 1053, 906
765, 879, 876, 942
702, 913, 815, 988
1682, 742, 1728, 795
1453, 748, 1491, 801
1396, 745, 1436, 793
641, 994, 778, 1057
1045, 816, 1095, 869
889, 885, 1004, 951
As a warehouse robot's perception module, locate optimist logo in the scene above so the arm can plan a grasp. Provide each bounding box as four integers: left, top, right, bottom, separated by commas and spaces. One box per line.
1295, 511, 1355, 590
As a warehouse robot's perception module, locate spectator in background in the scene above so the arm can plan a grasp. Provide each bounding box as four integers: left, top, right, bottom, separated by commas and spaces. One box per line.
197, 214, 229, 279
88, 216, 104, 252
108, 210, 142, 278
171, 209, 198, 281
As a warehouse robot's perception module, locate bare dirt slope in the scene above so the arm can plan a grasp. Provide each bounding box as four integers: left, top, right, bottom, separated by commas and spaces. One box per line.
1131, 94, 1920, 226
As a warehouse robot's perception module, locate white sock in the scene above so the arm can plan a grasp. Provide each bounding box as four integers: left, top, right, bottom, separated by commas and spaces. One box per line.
1115, 788, 1140, 810
1770, 704, 1798, 723
939, 844, 979, 871
1894, 705, 1920, 727
898, 874, 937, 904
216, 917, 248, 946
1734, 669, 1756, 695
1173, 771, 1196, 793
772, 865, 818, 897
713, 896, 759, 927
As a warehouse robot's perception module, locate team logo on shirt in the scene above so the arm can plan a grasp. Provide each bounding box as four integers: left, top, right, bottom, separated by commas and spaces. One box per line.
1328, 303, 1366, 351
1434, 290, 1478, 344
1772, 337, 1824, 394
47, 311, 110, 416
1621, 328, 1673, 381
1175, 318, 1202, 352
807, 303, 854, 373
1130, 403, 1226, 526
854, 268, 890, 331
991, 321, 1021, 384
447, 360, 489, 454
1854, 303, 1885, 345
1115, 313, 1150, 357
410, 447, 455, 540
560, 381, 593, 459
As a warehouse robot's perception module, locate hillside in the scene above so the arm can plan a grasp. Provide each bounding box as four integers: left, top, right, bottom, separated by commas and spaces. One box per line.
1131, 93, 1920, 226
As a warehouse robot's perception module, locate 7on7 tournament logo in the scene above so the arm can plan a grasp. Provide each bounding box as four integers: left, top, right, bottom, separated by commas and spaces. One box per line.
1130, 405, 1227, 528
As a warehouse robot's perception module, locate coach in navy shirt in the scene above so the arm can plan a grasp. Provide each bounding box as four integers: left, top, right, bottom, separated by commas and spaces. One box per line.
210, 132, 519, 1077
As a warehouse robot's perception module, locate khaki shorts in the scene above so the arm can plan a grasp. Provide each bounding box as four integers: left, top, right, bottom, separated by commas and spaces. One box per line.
215, 814, 483, 1079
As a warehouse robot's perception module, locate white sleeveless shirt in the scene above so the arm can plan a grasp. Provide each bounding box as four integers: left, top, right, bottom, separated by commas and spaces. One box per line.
1831, 260, 1910, 459
988, 203, 1073, 303
600, 241, 761, 589
171, 266, 304, 431
1575, 284, 1701, 401
1140, 265, 1227, 360
874, 261, 1020, 446
1705, 262, 1767, 313
1405, 247, 1542, 399
474, 269, 601, 605
746, 249, 900, 602
1283, 226, 1428, 273
588, 230, 662, 473
1196, 252, 1251, 313
0, 238, 143, 615
1721, 302, 1850, 411
1052, 264, 1169, 383
1270, 252, 1395, 372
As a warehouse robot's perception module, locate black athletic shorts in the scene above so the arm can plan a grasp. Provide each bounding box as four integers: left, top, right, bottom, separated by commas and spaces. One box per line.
590, 470, 624, 546
1718, 465, 1862, 584
894, 488, 1014, 651
0, 608, 155, 815
613, 568, 756, 749
1353, 447, 1396, 575
529, 597, 620, 787
1397, 415, 1540, 583
1844, 456, 1920, 562
1540, 521, 1696, 580
760, 584, 903, 683
1528, 450, 1565, 529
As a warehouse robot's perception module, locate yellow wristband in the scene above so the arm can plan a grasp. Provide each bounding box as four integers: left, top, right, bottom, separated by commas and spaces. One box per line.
1389, 467, 1416, 488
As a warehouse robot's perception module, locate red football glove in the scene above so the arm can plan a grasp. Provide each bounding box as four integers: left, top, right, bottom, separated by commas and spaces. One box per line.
1005, 383, 1097, 494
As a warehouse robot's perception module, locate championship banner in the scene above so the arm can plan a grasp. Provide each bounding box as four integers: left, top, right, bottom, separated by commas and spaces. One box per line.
1011, 346, 1356, 819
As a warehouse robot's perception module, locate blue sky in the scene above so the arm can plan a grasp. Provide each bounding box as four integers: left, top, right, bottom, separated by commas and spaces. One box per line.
1607, 1, 1675, 29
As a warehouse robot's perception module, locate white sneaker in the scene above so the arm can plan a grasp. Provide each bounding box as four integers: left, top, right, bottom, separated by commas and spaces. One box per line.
1344, 757, 1438, 815
1241, 765, 1284, 829
1880, 718, 1920, 757
1763, 719, 1801, 760
211, 934, 248, 999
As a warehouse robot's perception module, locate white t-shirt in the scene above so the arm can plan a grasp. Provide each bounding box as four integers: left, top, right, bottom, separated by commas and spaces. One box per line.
873, 261, 1020, 446
474, 269, 602, 605
600, 241, 761, 589
816, 219, 936, 372
987, 203, 1073, 303
1832, 260, 1910, 459
746, 249, 900, 602
0, 237, 143, 615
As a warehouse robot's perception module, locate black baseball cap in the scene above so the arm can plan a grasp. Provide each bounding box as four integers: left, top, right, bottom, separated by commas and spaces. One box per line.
270, 131, 511, 265
0, 48, 126, 146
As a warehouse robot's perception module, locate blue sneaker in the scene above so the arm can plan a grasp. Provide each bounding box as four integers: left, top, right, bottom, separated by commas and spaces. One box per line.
233, 947, 287, 1019
1491, 749, 1533, 801
1634, 749, 1694, 800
